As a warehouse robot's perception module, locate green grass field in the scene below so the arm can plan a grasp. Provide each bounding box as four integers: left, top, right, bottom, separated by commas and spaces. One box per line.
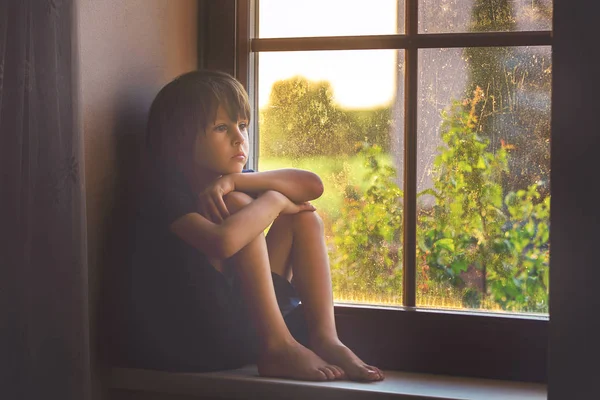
259, 154, 394, 221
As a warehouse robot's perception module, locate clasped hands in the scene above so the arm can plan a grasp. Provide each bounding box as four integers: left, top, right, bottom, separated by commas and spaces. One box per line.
197, 175, 316, 223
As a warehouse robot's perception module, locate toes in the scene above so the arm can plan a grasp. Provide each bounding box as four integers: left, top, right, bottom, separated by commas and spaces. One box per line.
319, 367, 336, 380
363, 365, 384, 381
363, 370, 380, 381
365, 365, 384, 380
369, 366, 385, 380
354, 365, 381, 381
331, 365, 346, 379
314, 369, 329, 381
323, 365, 346, 380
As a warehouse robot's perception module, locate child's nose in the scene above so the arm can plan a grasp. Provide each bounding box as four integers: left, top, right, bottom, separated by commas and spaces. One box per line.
232, 126, 245, 144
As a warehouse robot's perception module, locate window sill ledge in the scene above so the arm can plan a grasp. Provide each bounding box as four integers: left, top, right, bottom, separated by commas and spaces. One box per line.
109, 366, 547, 400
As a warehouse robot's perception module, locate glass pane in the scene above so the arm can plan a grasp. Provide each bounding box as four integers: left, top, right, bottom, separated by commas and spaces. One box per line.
258, 50, 405, 305
416, 46, 551, 314
258, 0, 404, 38
419, 0, 553, 33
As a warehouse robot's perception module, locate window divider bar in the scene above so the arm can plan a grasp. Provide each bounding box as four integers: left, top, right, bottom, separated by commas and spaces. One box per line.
237, 0, 260, 170
251, 0, 259, 171
402, 0, 418, 308
251, 31, 552, 52
419, 31, 551, 48
235, 0, 251, 89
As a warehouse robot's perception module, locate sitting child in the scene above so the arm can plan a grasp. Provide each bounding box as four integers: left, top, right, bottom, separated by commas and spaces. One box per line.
126, 70, 384, 382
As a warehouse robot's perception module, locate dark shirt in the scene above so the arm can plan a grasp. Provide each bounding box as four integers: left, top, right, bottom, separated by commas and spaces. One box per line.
121, 167, 305, 372
124, 167, 250, 370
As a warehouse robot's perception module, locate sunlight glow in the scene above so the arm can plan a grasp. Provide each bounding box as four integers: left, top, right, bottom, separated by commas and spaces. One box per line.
258, 0, 399, 109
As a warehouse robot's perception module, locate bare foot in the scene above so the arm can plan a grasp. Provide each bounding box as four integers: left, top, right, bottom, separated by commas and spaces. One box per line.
311, 338, 385, 382
257, 339, 345, 381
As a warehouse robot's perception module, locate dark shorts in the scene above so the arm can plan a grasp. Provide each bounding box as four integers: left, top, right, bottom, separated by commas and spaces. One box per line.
125, 266, 308, 373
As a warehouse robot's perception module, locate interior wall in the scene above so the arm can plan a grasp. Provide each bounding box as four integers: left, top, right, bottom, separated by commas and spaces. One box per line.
548, 0, 600, 398
74, 1, 198, 398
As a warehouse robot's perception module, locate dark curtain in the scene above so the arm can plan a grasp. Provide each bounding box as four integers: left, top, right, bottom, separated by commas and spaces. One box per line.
0, 1, 91, 399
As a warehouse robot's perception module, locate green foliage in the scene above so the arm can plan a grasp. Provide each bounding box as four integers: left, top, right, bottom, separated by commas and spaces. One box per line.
260, 72, 550, 312
330, 144, 403, 299
260, 77, 347, 157
419, 88, 508, 302
466, 0, 552, 196
260, 76, 391, 157
344, 107, 392, 152
469, 0, 515, 32
490, 185, 550, 311
330, 89, 550, 312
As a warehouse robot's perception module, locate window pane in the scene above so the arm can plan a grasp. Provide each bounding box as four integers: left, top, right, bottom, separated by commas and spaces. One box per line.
258, 50, 405, 305
258, 0, 404, 38
416, 46, 551, 313
419, 0, 553, 33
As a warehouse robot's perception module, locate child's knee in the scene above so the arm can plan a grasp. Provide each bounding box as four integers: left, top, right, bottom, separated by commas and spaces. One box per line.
223, 191, 254, 214
292, 211, 324, 233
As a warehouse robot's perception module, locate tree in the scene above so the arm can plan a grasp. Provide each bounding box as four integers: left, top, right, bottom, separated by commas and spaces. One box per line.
465, 0, 552, 196
259, 76, 392, 158
260, 76, 352, 157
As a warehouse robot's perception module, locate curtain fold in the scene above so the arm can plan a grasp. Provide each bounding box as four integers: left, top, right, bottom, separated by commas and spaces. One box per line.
1, 1, 91, 398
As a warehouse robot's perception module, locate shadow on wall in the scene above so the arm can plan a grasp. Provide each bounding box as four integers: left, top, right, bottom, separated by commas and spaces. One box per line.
95, 85, 156, 369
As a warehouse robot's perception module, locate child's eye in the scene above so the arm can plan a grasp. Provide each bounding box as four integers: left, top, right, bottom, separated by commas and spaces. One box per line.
239, 122, 248, 131
215, 124, 228, 132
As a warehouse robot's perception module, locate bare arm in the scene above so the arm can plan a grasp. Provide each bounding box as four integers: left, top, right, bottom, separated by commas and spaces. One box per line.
171, 190, 315, 259
231, 169, 324, 203
197, 168, 323, 223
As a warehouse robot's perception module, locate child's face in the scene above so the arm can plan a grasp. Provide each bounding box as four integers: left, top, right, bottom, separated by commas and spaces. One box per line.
193, 104, 249, 176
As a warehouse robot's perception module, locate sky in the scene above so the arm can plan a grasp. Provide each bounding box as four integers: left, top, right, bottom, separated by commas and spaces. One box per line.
257, 0, 400, 109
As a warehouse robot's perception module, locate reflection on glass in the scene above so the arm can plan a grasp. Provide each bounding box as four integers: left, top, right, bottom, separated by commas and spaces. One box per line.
258, 0, 404, 38
416, 46, 551, 313
419, 0, 552, 33
258, 50, 405, 305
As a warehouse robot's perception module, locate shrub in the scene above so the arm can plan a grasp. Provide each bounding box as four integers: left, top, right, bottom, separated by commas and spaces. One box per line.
330, 89, 550, 312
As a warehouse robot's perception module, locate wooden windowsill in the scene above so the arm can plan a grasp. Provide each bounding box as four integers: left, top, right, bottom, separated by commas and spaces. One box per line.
109, 365, 547, 400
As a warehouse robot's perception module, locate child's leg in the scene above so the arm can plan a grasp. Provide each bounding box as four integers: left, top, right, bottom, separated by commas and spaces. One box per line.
222, 192, 344, 381
266, 211, 385, 381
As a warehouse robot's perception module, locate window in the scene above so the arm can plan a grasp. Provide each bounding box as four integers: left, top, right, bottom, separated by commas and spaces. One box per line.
228, 0, 551, 382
